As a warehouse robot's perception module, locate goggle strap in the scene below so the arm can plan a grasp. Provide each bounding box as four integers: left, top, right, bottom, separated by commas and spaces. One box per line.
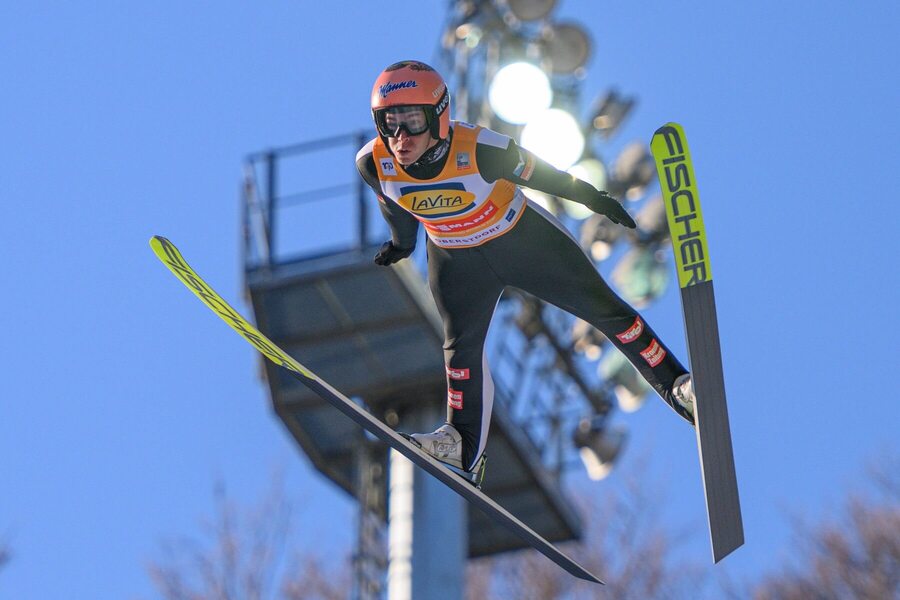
434, 87, 449, 118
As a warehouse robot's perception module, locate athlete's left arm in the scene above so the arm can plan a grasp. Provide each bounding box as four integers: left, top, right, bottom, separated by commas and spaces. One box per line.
475, 131, 635, 228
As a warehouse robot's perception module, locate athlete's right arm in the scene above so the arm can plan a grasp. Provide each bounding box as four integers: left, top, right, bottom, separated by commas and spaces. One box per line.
356, 146, 419, 264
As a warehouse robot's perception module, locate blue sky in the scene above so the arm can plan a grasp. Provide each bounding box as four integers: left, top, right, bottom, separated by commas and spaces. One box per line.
1, 1, 898, 598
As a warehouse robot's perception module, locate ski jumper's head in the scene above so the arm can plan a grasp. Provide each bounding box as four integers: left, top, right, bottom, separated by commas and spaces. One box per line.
371, 60, 450, 165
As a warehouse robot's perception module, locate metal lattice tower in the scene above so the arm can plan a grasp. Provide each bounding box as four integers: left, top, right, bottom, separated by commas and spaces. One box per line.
240, 3, 672, 598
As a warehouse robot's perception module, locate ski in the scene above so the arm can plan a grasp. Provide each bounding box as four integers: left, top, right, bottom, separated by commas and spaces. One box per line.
149, 235, 604, 585
650, 123, 744, 563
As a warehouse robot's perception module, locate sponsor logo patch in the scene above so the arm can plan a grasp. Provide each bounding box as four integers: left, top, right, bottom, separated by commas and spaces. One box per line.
447, 367, 470, 380
448, 389, 463, 410
426, 201, 496, 232
433, 211, 520, 246
616, 317, 644, 344
379, 158, 397, 177
651, 124, 711, 287
456, 152, 471, 170
434, 88, 449, 115
513, 150, 535, 181
398, 183, 475, 217
379, 80, 417, 98
402, 191, 476, 216
640, 339, 666, 367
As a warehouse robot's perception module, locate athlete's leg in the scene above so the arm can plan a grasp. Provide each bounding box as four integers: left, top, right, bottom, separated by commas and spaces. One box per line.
426, 241, 505, 469
487, 203, 693, 423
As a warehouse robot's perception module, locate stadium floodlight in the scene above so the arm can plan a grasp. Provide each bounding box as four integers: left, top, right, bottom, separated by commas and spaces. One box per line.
571, 318, 607, 361
612, 141, 656, 201
598, 349, 653, 413
611, 245, 669, 308
454, 23, 483, 49
569, 157, 607, 190
634, 194, 670, 243
521, 108, 585, 170
488, 62, 552, 125
507, 0, 557, 21
573, 417, 627, 481
563, 158, 607, 219
579, 213, 623, 262
542, 22, 592, 74
558, 200, 593, 220
521, 188, 558, 214
589, 90, 636, 139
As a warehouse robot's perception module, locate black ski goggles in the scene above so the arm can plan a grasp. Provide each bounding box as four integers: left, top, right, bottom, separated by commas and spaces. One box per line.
373, 105, 433, 138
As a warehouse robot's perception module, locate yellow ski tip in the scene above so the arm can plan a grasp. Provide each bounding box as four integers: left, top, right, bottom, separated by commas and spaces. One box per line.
653, 121, 684, 137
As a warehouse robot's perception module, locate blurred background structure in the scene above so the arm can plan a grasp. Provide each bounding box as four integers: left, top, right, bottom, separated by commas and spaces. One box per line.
240, 1, 683, 597
2, 1, 898, 598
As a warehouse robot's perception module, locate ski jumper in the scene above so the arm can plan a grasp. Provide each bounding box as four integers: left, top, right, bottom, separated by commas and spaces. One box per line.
357, 121, 690, 471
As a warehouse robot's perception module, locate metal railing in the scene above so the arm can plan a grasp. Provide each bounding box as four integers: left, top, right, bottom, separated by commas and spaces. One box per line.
242, 131, 376, 270
240, 132, 621, 481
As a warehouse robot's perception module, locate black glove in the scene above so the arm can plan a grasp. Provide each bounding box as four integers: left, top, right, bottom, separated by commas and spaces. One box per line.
582, 190, 636, 229
374, 241, 414, 266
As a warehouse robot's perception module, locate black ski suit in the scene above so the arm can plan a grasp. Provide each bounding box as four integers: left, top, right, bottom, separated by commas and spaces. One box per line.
356, 123, 691, 471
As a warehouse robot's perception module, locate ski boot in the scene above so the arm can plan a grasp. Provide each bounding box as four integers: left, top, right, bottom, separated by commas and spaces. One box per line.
671, 373, 696, 423
401, 423, 487, 489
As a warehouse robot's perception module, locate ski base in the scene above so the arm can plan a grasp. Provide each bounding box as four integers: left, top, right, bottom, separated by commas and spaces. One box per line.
651, 123, 744, 563
682, 281, 744, 562
150, 235, 604, 585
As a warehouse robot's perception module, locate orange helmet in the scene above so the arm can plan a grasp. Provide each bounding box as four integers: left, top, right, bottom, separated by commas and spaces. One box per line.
371, 61, 451, 140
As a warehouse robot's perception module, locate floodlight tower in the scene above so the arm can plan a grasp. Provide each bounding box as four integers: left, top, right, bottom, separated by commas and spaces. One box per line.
439, 0, 676, 479
237, 2, 677, 599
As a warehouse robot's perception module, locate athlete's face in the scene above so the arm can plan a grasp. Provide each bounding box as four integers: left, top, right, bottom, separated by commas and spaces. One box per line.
387, 127, 439, 166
